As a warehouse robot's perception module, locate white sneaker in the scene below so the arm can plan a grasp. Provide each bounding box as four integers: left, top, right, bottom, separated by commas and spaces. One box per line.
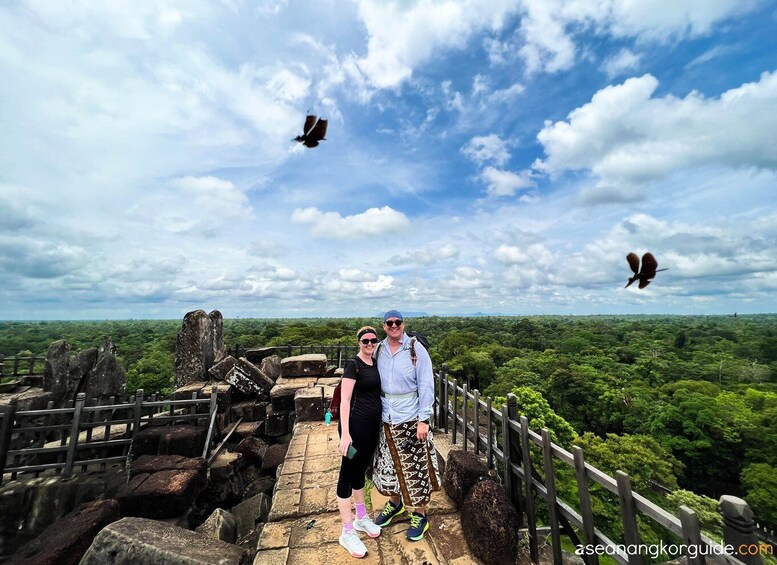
354, 515, 381, 538
339, 529, 367, 558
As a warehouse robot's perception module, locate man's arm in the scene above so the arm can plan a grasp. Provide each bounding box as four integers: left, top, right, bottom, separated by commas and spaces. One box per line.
415, 342, 434, 422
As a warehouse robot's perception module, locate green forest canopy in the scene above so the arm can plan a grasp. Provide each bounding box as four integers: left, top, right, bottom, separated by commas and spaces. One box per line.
1, 314, 776, 536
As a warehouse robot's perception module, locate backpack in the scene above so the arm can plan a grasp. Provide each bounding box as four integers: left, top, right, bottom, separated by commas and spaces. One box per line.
327, 359, 358, 420
374, 331, 430, 367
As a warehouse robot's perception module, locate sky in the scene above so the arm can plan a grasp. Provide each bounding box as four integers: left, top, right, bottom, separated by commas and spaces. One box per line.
1, 0, 776, 320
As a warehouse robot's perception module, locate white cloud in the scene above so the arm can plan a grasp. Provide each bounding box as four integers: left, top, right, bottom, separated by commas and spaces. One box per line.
461, 134, 511, 166
481, 166, 535, 197
533, 72, 777, 188
350, 0, 520, 89
392, 244, 460, 266
291, 206, 410, 239
171, 176, 254, 218
601, 48, 641, 78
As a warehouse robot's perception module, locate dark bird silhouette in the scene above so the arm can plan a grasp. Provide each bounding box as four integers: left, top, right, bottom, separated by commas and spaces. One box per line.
292, 114, 328, 148
625, 252, 668, 289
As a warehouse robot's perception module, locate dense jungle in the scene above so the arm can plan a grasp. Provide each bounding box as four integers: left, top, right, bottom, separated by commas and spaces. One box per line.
2, 314, 776, 549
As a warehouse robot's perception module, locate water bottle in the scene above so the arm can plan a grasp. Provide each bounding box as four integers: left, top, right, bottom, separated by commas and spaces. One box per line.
325, 409, 332, 425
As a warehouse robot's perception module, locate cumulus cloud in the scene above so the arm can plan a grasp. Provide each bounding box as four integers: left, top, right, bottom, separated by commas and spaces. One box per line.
171, 176, 254, 218
350, 0, 519, 89
291, 206, 410, 239
392, 244, 460, 266
601, 48, 641, 78
514, 0, 756, 75
481, 166, 535, 197
461, 134, 511, 166
532, 72, 777, 190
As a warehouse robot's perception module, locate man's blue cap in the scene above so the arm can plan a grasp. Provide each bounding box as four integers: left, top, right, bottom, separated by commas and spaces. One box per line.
383, 309, 403, 322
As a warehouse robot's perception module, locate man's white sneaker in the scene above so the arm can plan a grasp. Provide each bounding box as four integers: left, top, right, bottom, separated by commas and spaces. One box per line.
339, 529, 367, 558
353, 515, 381, 538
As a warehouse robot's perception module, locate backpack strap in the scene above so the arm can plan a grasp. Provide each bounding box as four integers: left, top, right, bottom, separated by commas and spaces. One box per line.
409, 337, 417, 368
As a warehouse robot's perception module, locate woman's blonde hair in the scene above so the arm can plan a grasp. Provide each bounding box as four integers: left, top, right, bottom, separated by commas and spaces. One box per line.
356, 326, 378, 340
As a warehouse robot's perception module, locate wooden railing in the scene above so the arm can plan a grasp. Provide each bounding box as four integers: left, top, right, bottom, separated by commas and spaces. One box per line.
0, 388, 218, 486
0, 353, 46, 380
433, 365, 746, 565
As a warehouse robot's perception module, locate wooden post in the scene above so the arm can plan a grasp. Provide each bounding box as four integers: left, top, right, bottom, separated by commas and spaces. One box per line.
441, 364, 448, 433
542, 429, 563, 565
679, 506, 706, 565
190, 392, 198, 424
507, 394, 524, 527
337, 344, 343, 368
486, 396, 494, 469
0, 397, 18, 486
12, 356, 20, 377
452, 378, 458, 445
501, 405, 513, 503
616, 471, 643, 565
573, 446, 599, 565
202, 387, 219, 459
0, 353, 4, 376
132, 390, 144, 439
473, 389, 480, 454
27, 355, 35, 374
462, 383, 468, 452
521, 416, 539, 562
63, 393, 86, 478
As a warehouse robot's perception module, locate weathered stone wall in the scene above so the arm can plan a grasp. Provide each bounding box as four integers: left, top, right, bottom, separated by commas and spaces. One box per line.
174, 309, 227, 387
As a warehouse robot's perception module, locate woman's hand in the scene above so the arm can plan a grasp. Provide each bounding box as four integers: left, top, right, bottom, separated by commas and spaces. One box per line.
339, 434, 352, 456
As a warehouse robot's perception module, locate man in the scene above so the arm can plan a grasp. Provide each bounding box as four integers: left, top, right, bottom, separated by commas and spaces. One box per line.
372, 309, 440, 541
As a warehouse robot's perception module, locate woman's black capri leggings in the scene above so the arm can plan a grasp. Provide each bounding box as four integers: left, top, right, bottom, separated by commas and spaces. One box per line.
337, 418, 380, 499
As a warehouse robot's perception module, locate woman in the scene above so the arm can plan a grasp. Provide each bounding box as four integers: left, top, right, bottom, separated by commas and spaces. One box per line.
336, 326, 383, 558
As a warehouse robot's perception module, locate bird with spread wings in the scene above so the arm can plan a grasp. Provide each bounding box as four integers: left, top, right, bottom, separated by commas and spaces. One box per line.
292, 114, 328, 148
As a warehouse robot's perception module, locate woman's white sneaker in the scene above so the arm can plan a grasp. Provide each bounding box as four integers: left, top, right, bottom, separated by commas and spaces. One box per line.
339, 529, 367, 558
354, 515, 382, 538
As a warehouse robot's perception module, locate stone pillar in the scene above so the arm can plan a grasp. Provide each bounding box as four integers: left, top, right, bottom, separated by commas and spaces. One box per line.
719, 495, 763, 565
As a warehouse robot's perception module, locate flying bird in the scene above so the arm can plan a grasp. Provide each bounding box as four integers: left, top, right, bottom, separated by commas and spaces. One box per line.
625, 252, 668, 289
292, 114, 328, 148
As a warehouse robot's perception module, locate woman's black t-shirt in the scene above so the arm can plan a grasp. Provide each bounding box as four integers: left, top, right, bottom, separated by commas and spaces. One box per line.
342, 356, 382, 423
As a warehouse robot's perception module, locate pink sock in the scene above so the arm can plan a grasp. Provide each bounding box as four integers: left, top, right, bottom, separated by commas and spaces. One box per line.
343, 522, 354, 533
355, 503, 367, 519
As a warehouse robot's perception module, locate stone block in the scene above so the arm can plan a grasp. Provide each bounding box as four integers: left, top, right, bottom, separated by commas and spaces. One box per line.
9, 499, 120, 565
294, 386, 328, 422
172, 381, 207, 400
231, 493, 271, 539
245, 477, 276, 499
230, 400, 257, 422
200, 381, 232, 412
79, 517, 246, 565
237, 357, 275, 393
205, 451, 245, 508
175, 310, 222, 388
280, 354, 327, 378
227, 366, 262, 397
264, 407, 288, 437
130, 455, 206, 479
209, 355, 237, 381
131, 424, 207, 459
195, 507, 237, 544
255, 401, 269, 422
235, 436, 269, 465
261, 443, 289, 475
117, 468, 207, 519
259, 355, 282, 382
461, 478, 519, 565
245, 347, 277, 365
442, 449, 491, 507
233, 421, 264, 441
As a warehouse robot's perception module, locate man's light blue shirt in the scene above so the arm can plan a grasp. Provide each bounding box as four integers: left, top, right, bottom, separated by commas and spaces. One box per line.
375, 332, 434, 424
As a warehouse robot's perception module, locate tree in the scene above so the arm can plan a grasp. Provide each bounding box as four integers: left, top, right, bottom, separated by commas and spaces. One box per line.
741, 463, 777, 527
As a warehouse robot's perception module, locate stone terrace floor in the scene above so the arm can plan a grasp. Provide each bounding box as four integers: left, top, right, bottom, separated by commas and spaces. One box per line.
253, 421, 484, 564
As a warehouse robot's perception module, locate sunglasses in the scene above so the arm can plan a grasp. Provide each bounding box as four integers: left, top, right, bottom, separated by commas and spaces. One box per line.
384, 320, 403, 327
360, 338, 379, 345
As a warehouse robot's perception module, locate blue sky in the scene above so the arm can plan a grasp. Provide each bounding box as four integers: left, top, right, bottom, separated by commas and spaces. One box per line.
1, 0, 776, 320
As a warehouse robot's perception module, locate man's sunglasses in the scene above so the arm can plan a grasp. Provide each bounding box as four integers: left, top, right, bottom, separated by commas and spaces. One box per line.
360, 338, 379, 345
384, 320, 403, 327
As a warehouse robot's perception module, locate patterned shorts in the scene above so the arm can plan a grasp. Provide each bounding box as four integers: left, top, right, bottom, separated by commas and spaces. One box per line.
371, 420, 441, 507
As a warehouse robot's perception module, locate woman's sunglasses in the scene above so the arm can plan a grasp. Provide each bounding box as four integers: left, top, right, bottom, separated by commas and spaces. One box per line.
384, 320, 403, 327
360, 338, 379, 345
